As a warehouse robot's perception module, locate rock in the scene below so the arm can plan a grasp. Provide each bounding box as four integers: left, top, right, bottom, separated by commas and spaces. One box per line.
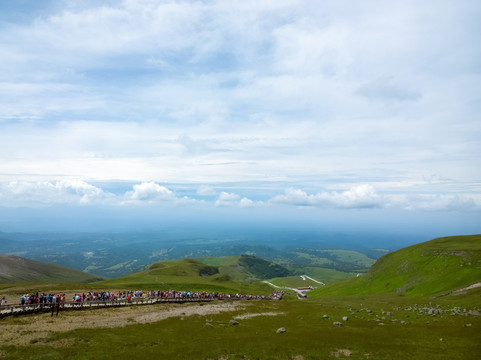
386, 312, 393, 316
333, 321, 343, 327
276, 327, 286, 333
342, 316, 349, 321
464, 324, 472, 327
204, 322, 213, 327
378, 323, 385, 326
366, 309, 372, 314
323, 314, 329, 319
400, 320, 408, 325
229, 320, 239, 326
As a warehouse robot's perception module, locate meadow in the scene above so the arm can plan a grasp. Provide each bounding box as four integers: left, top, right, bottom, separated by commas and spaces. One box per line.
1, 293, 480, 359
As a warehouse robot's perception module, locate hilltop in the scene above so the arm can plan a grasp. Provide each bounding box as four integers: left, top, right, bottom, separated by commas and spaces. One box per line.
96, 255, 291, 294
0, 254, 104, 284
311, 234, 481, 298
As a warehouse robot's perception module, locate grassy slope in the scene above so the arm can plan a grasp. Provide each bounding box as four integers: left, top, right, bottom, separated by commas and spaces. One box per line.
96, 257, 277, 294
310, 234, 481, 298
2, 298, 480, 360
0, 254, 104, 284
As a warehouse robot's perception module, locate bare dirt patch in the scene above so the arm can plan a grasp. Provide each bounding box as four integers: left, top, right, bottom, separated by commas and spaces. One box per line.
331, 349, 352, 358
234, 311, 284, 320
0, 301, 242, 347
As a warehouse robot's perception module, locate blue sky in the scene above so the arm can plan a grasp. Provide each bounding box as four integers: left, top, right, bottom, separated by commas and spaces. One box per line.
0, 0, 480, 236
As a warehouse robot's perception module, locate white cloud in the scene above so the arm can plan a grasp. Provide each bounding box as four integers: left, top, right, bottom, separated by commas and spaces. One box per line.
125, 182, 176, 203
0, 1, 480, 223
0, 180, 110, 206
214, 191, 258, 208
270, 185, 385, 209
215, 192, 241, 207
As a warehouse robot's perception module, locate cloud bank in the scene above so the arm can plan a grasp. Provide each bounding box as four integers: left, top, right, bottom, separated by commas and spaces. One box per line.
0, 180, 478, 213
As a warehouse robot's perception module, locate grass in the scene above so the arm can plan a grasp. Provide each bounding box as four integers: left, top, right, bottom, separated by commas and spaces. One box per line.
1, 297, 480, 359
94, 258, 274, 295
0, 255, 104, 284
311, 234, 481, 297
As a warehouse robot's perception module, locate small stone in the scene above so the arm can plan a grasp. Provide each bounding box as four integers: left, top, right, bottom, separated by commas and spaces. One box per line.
204, 322, 213, 327
386, 312, 393, 316
229, 320, 239, 326
342, 316, 349, 321
333, 321, 343, 327
276, 327, 286, 333
464, 324, 472, 327
323, 314, 329, 319
378, 323, 385, 326
400, 321, 408, 325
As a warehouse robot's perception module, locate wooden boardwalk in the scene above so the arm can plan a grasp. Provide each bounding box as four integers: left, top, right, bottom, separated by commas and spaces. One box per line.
0, 297, 218, 317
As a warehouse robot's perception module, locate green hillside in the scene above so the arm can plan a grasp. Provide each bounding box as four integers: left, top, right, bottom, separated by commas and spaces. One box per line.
97, 255, 290, 294
0, 254, 104, 284
311, 234, 481, 297
196, 254, 292, 281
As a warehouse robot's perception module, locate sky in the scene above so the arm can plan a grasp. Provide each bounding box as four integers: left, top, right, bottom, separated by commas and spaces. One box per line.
0, 0, 480, 237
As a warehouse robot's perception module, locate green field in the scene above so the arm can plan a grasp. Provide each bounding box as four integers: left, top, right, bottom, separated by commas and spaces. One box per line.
1, 295, 480, 359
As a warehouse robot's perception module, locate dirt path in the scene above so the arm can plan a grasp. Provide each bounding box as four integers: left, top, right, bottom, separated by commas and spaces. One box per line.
0, 301, 243, 346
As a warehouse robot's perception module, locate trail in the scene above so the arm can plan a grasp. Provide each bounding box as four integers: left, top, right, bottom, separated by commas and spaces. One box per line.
262, 280, 309, 299
300, 275, 325, 285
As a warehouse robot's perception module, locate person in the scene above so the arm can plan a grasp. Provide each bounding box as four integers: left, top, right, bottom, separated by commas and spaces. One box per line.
51, 296, 60, 317
1, 296, 6, 306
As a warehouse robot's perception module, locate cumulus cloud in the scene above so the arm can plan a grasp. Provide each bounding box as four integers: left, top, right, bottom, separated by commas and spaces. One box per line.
0, 180, 111, 206
270, 185, 385, 209
215, 191, 257, 208
125, 182, 176, 202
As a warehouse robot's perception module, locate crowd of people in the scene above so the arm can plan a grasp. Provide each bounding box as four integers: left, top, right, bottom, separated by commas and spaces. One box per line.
12, 289, 284, 306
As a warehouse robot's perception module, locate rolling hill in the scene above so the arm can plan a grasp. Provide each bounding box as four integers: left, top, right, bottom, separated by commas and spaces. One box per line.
0, 254, 105, 284
312, 234, 481, 297
97, 255, 292, 293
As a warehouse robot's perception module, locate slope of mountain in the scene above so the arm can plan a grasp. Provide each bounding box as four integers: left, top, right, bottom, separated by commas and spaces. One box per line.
196, 254, 292, 281
312, 234, 481, 297
97, 255, 291, 293
0, 254, 105, 284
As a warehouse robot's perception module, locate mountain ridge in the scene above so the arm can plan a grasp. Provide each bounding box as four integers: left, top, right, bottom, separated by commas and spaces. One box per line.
0, 254, 105, 284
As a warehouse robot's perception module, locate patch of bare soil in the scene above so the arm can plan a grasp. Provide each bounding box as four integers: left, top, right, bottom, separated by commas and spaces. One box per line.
331, 349, 352, 358
0, 301, 243, 347
234, 312, 284, 320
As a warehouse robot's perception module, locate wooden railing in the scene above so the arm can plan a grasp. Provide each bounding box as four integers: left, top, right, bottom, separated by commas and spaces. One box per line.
0, 297, 218, 317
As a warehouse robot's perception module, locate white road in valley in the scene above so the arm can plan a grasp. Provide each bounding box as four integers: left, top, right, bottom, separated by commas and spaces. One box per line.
263, 274, 325, 299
